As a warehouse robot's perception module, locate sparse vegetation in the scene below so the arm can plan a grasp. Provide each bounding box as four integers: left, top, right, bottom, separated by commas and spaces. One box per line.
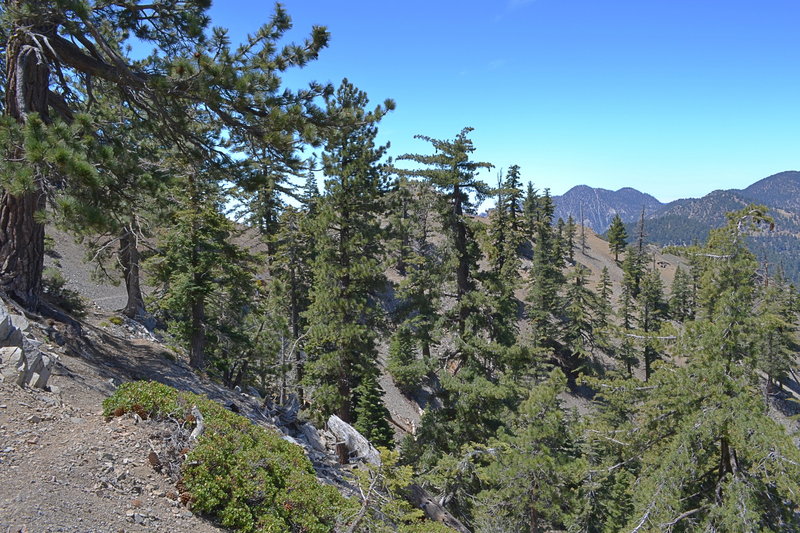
104, 381, 354, 532
42, 267, 87, 317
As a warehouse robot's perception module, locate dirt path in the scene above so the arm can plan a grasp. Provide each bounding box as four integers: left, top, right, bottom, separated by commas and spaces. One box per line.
0, 378, 224, 533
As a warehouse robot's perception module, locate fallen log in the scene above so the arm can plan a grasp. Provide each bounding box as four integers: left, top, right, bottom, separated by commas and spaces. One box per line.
407, 483, 471, 533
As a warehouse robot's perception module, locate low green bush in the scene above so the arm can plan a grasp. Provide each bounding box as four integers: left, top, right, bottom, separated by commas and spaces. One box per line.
103, 381, 354, 532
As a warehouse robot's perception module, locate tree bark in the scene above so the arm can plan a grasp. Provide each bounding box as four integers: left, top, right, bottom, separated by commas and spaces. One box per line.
0, 12, 51, 309
0, 190, 45, 309
120, 223, 146, 319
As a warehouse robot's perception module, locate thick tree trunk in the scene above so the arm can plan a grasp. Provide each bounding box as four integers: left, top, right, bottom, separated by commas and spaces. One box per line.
1, 15, 51, 309
120, 224, 146, 319
0, 190, 45, 308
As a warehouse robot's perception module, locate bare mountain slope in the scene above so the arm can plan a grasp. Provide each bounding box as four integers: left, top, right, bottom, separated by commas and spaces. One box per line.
553, 185, 663, 233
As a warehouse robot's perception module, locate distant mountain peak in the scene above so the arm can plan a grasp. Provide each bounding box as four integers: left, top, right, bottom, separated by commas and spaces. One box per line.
553, 185, 663, 233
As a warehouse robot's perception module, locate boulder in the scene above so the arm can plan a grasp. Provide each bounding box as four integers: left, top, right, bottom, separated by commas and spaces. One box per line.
0, 299, 57, 389
0, 346, 27, 386
298, 422, 327, 453
26, 350, 55, 389
327, 415, 381, 466
0, 305, 12, 343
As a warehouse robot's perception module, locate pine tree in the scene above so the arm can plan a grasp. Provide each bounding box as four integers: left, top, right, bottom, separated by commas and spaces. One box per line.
387, 325, 427, 392
606, 213, 628, 262
267, 204, 316, 398
398, 127, 492, 340
594, 266, 614, 350
354, 373, 394, 449
150, 159, 255, 371
621, 245, 644, 297
562, 264, 596, 372
617, 283, 638, 376
754, 274, 797, 390
565, 215, 577, 264
474, 368, 583, 532
669, 266, 694, 321
303, 80, 393, 424
502, 165, 524, 239
390, 179, 442, 369
0, 1, 330, 310
638, 268, 666, 380
604, 206, 800, 531
522, 181, 540, 245
527, 189, 564, 349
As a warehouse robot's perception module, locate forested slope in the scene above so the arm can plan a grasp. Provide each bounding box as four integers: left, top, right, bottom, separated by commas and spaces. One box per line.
2, 3, 800, 532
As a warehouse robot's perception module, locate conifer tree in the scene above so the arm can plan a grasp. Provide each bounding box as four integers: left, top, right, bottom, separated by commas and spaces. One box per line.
150, 157, 255, 371
303, 80, 393, 424
389, 179, 442, 374
502, 165, 524, 238
527, 189, 564, 349
554, 217, 566, 266
474, 369, 583, 532
617, 283, 638, 375
621, 245, 644, 297
605, 206, 800, 531
522, 181, 540, 245
606, 213, 628, 262
562, 264, 596, 371
487, 171, 523, 276
398, 127, 492, 339
268, 204, 316, 397
594, 266, 613, 349
638, 268, 666, 380
565, 215, 577, 264
754, 274, 797, 390
0, 1, 331, 310
669, 266, 694, 321
353, 373, 394, 449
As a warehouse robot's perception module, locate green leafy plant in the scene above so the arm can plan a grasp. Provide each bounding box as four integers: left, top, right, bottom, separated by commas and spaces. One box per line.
104, 381, 354, 532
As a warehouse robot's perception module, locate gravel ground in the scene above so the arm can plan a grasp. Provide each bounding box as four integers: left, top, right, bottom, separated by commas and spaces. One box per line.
0, 369, 224, 533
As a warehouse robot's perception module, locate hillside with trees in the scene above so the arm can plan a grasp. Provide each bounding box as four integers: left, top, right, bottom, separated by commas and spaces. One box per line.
2, 3, 800, 533
623, 171, 800, 281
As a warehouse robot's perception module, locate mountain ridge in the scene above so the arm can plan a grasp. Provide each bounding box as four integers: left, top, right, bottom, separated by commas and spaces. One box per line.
552, 185, 663, 233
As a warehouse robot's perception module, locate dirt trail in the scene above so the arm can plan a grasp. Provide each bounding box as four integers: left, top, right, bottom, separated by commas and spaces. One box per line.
0, 365, 224, 533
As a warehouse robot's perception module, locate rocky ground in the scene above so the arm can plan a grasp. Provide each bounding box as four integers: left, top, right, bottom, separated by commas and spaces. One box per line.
0, 378, 224, 533
0, 289, 363, 533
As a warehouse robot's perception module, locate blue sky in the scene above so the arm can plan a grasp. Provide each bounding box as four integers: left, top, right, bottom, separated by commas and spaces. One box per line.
206, 0, 799, 203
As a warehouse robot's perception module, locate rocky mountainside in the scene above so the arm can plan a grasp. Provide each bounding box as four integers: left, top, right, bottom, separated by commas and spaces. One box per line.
552, 185, 663, 233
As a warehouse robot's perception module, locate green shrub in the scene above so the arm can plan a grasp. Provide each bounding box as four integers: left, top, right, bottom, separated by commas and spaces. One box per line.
103, 381, 355, 532
109, 316, 124, 326
387, 327, 427, 392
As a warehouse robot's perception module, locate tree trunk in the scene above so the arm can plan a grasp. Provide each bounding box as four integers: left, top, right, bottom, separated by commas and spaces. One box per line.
0, 190, 45, 308
453, 185, 470, 337
1, 14, 51, 310
120, 223, 146, 319
189, 282, 206, 369
407, 484, 471, 533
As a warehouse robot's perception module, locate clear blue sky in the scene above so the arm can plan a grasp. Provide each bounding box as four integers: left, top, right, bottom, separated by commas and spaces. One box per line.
206, 0, 799, 203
